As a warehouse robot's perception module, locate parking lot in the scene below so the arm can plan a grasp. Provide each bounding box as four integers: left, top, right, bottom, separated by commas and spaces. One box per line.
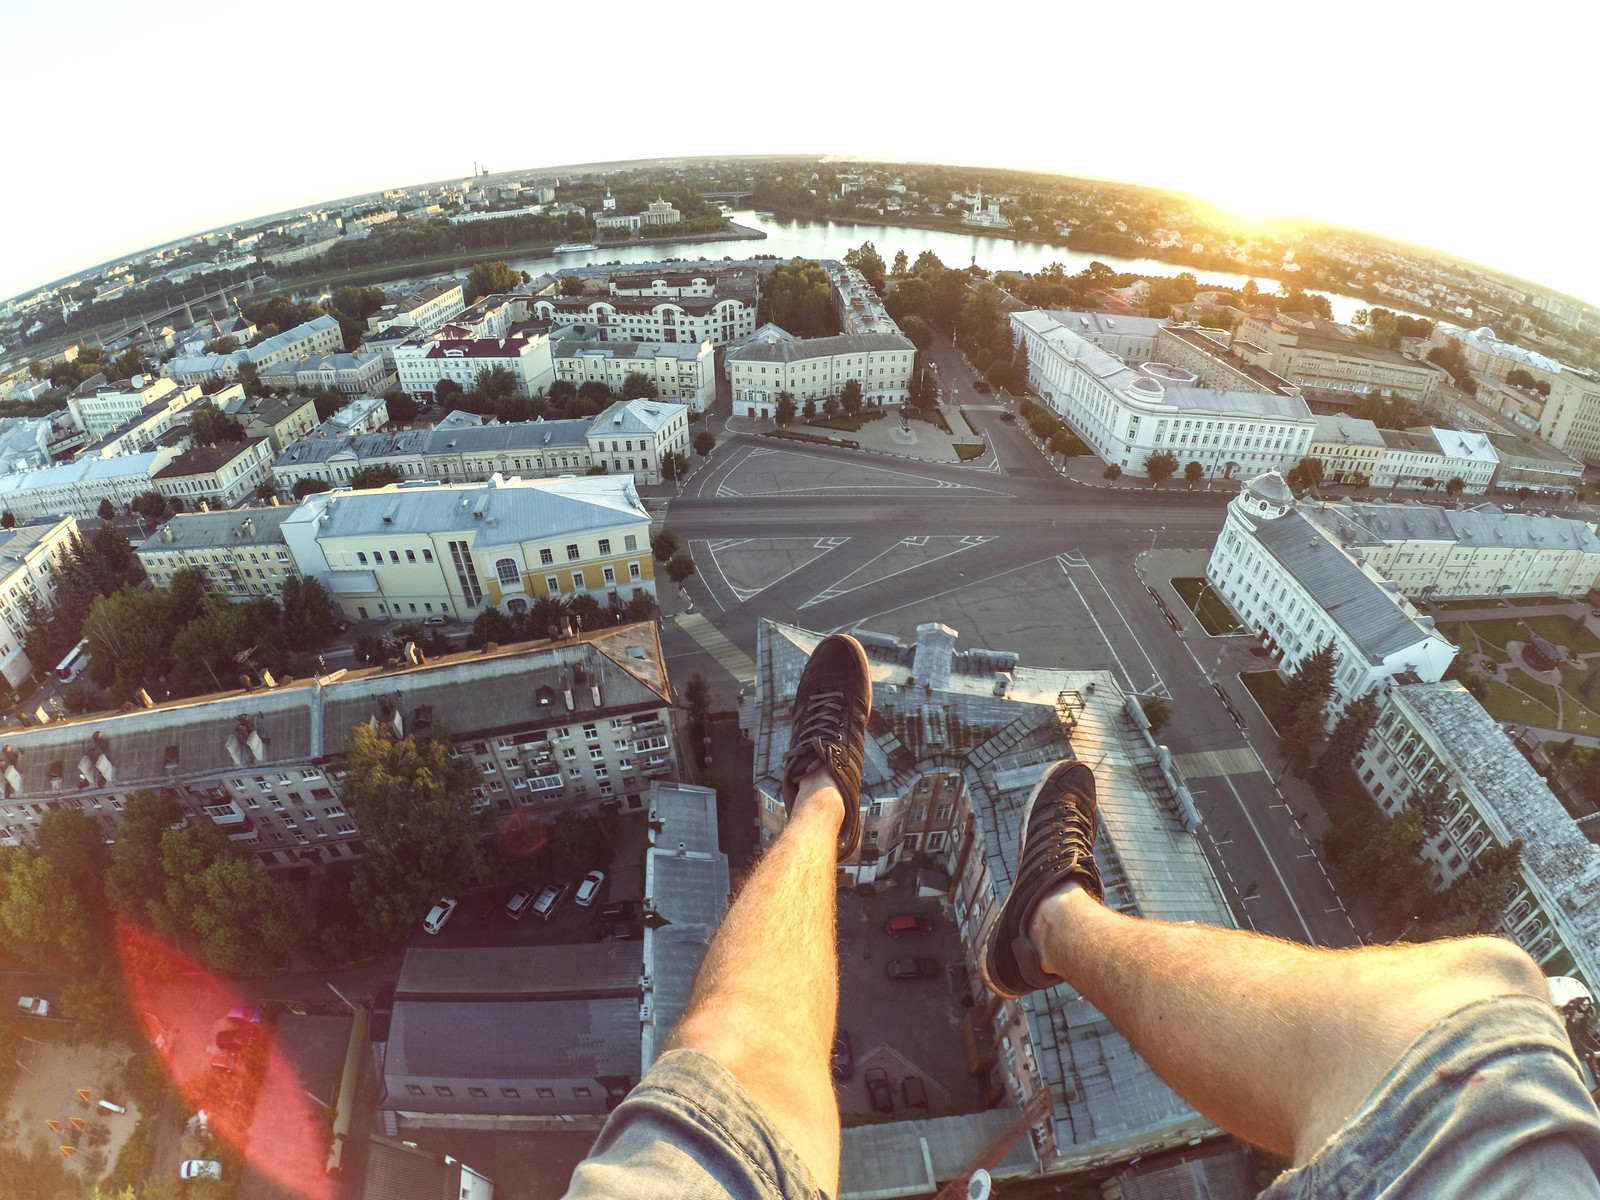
834, 880, 984, 1118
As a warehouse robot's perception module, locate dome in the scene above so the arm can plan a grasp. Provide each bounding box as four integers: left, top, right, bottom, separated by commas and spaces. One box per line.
1474, 326, 1498, 341
1245, 471, 1293, 506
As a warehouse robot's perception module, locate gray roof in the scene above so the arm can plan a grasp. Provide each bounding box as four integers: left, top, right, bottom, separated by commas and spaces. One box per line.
591, 399, 686, 437
1379, 427, 1441, 455
726, 330, 914, 364
274, 429, 429, 467
1399, 682, 1600, 980
1486, 432, 1583, 472
0, 450, 165, 500
361, 1137, 472, 1200
1044, 310, 1168, 338
557, 340, 707, 362
1306, 499, 1600, 555
1252, 510, 1442, 663
840, 1110, 1040, 1199
427, 419, 592, 453
1244, 471, 1292, 506
0, 519, 74, 567
397, 943, 642, 1000
310, 476, 646, 548
1312, 413, 1386, 449
136, 506, 294, 553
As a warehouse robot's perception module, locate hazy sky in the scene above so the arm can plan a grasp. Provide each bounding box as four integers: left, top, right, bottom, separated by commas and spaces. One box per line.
4, 0, 1598, 306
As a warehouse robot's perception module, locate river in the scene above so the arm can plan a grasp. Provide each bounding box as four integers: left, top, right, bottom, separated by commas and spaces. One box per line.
389, 210, 1397, 325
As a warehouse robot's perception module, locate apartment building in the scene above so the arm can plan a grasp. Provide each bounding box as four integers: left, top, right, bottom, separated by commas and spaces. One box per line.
532, 268, 759, 349
1309, 413, 1386, 483
827, 263, 900, 337
1152, 325, 1296, 396
1301, 501, 1600, 600
137, 508, 298, 601
0, 448, 181, 522
1205, 473, 1455, 701
1233, 311, 1439, 403
0, 623, 677, 865
1371, 427, 1498, 493
69, 375, 190, 439
320, 394, 390, 438
368, 281, 465, 335
81, 386, 205, 458
584, 400, 692, 486
280, 475, 656, 622
726, 326, 916, 417
393, 333, 555, 400
1354, 682, 1600, 986
153, 438, 275, 509
1015, 310, 1316, 479
0, 517, 80, 687
259, 350, 392, 397
554, 339, 715, 410
164, 315, 344, 385
751, 619, 1230, 1173
1485, 433, 1584, 496
222, 393, 320, 454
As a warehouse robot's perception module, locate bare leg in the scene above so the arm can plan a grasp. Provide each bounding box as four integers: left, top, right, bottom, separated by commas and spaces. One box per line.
667, 770, 844, 1194
1032, 885, 1549, 1165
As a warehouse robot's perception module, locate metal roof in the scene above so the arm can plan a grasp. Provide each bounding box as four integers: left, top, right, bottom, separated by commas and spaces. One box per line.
386, 996, 639, 1086
591, 399, 687, 437
1307, 499, 1600, 555
136, 506, 293, 552
727, 330, 914, 364
397, 943, 642, 1000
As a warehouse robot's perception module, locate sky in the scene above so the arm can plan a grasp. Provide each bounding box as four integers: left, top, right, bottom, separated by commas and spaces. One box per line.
4, 0, 1599, 306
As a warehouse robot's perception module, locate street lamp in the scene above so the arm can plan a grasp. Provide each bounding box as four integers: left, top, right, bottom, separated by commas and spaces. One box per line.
1149, 526, 1164, 554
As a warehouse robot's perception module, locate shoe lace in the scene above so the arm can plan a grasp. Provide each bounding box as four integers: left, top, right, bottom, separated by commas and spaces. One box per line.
793, 690, 847, 748
1042, 804, 1091, 863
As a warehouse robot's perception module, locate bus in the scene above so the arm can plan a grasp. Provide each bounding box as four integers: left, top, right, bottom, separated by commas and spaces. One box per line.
55, 638, 89, 684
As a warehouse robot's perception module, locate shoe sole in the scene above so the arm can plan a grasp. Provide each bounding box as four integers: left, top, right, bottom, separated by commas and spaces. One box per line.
977, 760, 1093, 999
827, 633, 872, 862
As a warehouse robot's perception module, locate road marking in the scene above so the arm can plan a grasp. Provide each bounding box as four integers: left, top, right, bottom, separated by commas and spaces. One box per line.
673, 613, 756, 683
1217, 772, 1317, 945
1171, 747, 1267, 779
1078, 559, 1167, 695
1059, 563, 1138, 694
698, 536, 850, 608
800, 535, 995, 610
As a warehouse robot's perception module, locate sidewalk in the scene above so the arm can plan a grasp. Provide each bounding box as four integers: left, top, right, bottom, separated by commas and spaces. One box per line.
720, 405, 994, 469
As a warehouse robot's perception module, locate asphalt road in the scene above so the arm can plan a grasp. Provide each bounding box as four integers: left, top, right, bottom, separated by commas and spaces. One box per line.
662, 350, 1359, 950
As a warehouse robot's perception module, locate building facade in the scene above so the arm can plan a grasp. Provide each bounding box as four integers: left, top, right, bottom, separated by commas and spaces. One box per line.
1233, 311, 1440, 403
532, 269, 758, 349
259, 351, 392, 397
393, 334, 556, 400
583, 400, 692, 486
153, 438, 275, 509
1015, 310, 1316, 479
1205, 473, 1456, 701
1309, 414, 1386, 484
554, 340, 715, 411
0, 448, 182, 522
69, 375, 189, 439
726, 327, 916, 417
368, 281, 465, 335
0, 518, 81, 687
137, 508, 298, 602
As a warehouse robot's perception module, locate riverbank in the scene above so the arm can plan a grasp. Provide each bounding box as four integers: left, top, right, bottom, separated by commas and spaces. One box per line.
595, 221, 767, 250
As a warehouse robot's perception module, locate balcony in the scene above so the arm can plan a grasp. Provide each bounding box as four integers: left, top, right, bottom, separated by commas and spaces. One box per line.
528, 773, 565, 794
634, 735, 669, 754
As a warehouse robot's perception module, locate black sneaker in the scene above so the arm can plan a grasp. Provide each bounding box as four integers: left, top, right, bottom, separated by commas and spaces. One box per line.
780, 633, 871, 862
978, 760, 1105, 998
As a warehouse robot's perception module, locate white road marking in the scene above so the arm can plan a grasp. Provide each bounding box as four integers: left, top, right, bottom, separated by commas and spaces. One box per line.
673, 613, 756, 683
1218, 772, 1318, 945
800, 535, 995, 610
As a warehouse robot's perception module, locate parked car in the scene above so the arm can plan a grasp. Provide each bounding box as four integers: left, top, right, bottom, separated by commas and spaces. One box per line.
576, 870, 606, 907
506, 889, 536, 921
226, 1005, 263, 1023
533, 882, 569, 921
598, 901, 637, 922
16, 996, 49, 1017
901, 1075, 929, 1111
423, 615, 448, 626
180, 1161, 222, 1181
422, 898, 458, 934
884, 914, 934, 937
475, 895, 499, 924
886, 957, 942, 981
865, 1067, 894, 1114
831, 1031, 854, 1081
973, 379, 992, 394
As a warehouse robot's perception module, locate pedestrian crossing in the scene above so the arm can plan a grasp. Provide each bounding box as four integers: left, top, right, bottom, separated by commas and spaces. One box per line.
1171, 747, 1266, 780
674, 613, 757, 683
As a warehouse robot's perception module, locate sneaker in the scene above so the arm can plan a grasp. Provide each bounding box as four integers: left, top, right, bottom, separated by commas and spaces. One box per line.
978, 760, 1105, 998
780, 633, 872, 862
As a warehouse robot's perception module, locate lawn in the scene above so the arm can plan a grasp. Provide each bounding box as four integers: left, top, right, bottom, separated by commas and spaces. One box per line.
1523, 613, 1600, 655
1239, 670, 1286, 731
953, 443, 987, 461
959, 409, 981, 436
1468, 618, 1523, 650
1171, 577, 1245, 635
908, 407, 953, 434
1478, 676, 1559, 729
805, 411, 885, 433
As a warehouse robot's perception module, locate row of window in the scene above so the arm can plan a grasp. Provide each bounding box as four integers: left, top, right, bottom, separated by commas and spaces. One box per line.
403, 1082, 594, 1100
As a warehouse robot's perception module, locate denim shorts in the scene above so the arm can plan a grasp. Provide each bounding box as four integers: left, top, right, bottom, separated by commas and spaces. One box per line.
565, 997, 1600, 1200
1263, 993, 1600, 1199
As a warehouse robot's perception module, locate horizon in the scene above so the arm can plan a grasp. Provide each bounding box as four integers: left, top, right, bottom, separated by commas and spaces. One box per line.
3, 1, 1599, 311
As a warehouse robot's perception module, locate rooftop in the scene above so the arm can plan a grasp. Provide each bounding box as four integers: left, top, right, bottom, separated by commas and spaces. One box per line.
1425, 427, 1498, 465
1044, 310, 1168, 338
136, 506, 294, 553
153, 437, 267, 480
557, 340, 709, 362
1312, 413, 1386, 449
725, 329, 914, 364
0, 450, 168, 500
397, 943, 642, 1001
591, 398, 687, 437
1303, 499, 1600, 556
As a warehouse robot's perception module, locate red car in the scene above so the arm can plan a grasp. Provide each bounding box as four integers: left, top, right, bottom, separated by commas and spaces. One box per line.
884, 914, 934, 937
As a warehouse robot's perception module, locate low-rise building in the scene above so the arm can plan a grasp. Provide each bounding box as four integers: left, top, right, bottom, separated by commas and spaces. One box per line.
163, 316, 344, 385
584, 399, 691, 485
1153, 326, 1296, 396
533, 268, 759, 349
0, 518, 81, 687
1041, 311, 1167, 361
1355, 682, 1600, 987
261, 233, 342, 265
69, 375, 189, 439
1301, 500, 1600, 600
1309, 413, 1386, 484
0, 448, 181, 522
1486, 432, 1585, 497
1016, 311, 1316, 479
0, 622, 677, 862
394, 333, 555, 401
153, 438, 275, 509
259, 351, 392, 397
137, 507, 298, 601
281, 475, 656, 622
726, 326, 916, 417
1368, 427, 1498, 493
554, 340, 715, 410
368, 281, 465, 335
221, 393, 320, 454
593, 197, 680, 233
1206, 473, 1455, 701
320, 394, 390, 439
828, 263, 900, 337
1233, 311, 1439, 403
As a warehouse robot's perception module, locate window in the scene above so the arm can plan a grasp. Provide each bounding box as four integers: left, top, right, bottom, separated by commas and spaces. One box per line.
468, 1086, 488, 1098
540, 548, 554, 564
566, 543, 580, 560
357, 551, 368, 564
599, 538, 611, 554
573, 1087, 592, 1098
926, 831, 947, 851
536, 1087, 556, 1098
406, 1084, 425, 1096
572, 571, 584, 590
423, 548, 433, 562
434, 1085, 454, 1097
936, 803, 953, 822
501, 1087, 521, 1098
496, 557, 519, 584
406, 549, 416, 563
603, 566, 615, 584
625, 534, 637, 551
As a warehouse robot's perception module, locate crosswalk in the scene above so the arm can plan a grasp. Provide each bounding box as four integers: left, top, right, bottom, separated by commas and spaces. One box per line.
673, 613, 757, 683
1171, 746, 1266, 780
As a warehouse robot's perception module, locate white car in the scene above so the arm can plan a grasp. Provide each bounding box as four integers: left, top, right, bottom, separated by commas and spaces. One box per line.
16, 996, 49, 1017
576, 870, 606, 907
422, 898, 458, 934
180, 1160, 222, 1181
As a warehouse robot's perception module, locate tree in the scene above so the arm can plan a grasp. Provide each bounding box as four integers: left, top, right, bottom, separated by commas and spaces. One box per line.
293, 477, 332, 499
900, 314, 933, 354
840, 379, 863, 416
435, 378, 464, 406
759, 259, 837, 337
96, 497, 116, 522
470, 605, 514, 650
1334, 807, 1425, 905
1145, 451, 1178, 483
620, 372, 658, 400
133, 489, 170, 521
693, 429, 718, 456
0, 851, 98, 972
660, 451, 691, 481
1184, 461, 1205, 485
802, 398, 817, 420
1445, 477, 1466, 499
354, 633, 388, 665
891, 250, 908, 278
666, 551, 697, 585
844, 241, 887, 293
1313, 691, 1380, 787
1443, 837, 1524, 933
466, 260, 520, 303
1273, 642, 1337, 731
281, 576, 339, 651
1103, 464, 1122, 481
1140, 695, 1172, 735
651, 529, 679, 561
386, 392, 419, 423
559, 274, 587, 297
1292, 456, 1325, 489
774, 392, 797, 427
822, 396, 842, 419
0, 512, 12, 529
473, 364, 519, 406
1516, 486, 1533, 503
1421, 476, 1437, 491
349, 464, 404, 489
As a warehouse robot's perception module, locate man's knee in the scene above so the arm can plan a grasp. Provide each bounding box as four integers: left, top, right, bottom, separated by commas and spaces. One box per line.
1439, 936, 1548, 1002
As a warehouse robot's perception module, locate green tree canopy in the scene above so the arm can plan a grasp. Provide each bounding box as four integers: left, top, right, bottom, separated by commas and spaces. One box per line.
349, 464, 404, 489
1145, 451, 1178, 483
840, 379, 863, 415
281, 575, 340, 651
620, 372, 658, 400
760, 259, 837, 337
844, 241, 887, 293
651, 528, 679, 561
293, 477, 332, 499
466, 260, 520, 303
666, 551, 697, 584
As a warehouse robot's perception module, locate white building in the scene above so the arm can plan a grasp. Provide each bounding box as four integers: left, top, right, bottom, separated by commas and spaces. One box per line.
320, 394, 390, 438
533, 268, 758, 349
1309, 414, 1388, 485
280, 475, 657, 622
163, 315, 343, 385
368, 282, 465, 335
594, 197, 681, 233
0, 448, 181, 522
1041, 311, 1167, 361
1205, 473, 1456, 702
726, 326, 916, 417
1014, 310, 1316, 479
554, 340, 715, 411
0, 518, 82, 687
584, 399, 692, 486
259, 351, 392, 397
1355, 682, 1600, 987
69, 375, 190, 439
271, 424, 598, 493
153, 438, 275, 509
828, 263, 900, 337
393, 333, 555, 400
1301, 500, 1600, 600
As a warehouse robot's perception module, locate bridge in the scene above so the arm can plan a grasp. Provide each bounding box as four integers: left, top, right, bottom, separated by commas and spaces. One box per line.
106, 273, 273, 345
